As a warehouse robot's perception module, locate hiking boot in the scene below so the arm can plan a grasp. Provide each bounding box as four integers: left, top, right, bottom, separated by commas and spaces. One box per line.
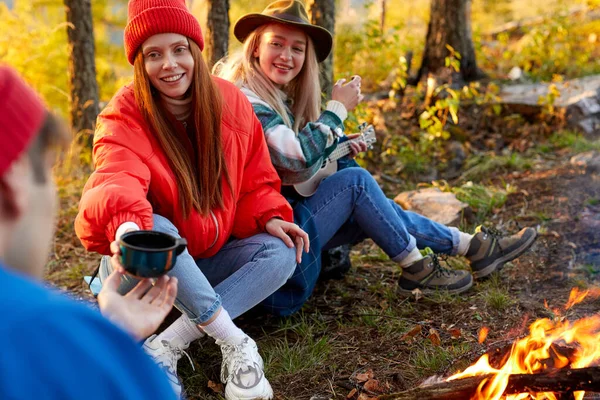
143, 335, 193, 399
466, 225, 537, 279
217, 335, 273, 400
398, 254, 473, 295
320, 244, 353, 280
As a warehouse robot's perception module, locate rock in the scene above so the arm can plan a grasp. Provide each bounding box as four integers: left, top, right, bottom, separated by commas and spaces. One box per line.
499, 75, 600, 137
570, 150, 600, 173
394, 187, 471, 227
588, 157, 600, 174
570, 151, 598, 166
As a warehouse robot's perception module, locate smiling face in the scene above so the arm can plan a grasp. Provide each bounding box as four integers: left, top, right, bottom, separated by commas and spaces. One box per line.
253, 23, 307, 88
142, 33, 194, 99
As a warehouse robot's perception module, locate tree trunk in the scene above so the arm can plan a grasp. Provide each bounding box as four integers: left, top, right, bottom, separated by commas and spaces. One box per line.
380, 0, 386, 31
307, 0, 335, 96
414, 0, 484, 85
378, 366, 600, 400
64, 0, 99, 148
194, 0, 229, 69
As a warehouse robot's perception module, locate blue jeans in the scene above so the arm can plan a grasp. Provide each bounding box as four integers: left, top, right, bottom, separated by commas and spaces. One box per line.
100, 214, 297, 324
261, 167, 460, 316
308, 167, 459, 259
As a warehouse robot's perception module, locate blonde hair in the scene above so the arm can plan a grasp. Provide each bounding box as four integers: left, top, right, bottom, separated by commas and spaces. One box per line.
134, 39, 229, 218
216, 23, 321, 133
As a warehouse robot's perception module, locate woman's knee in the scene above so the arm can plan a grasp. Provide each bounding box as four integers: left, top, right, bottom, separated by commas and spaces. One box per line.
152, 214, 179, 236
263, 237, 297, 284
335, 167, 379, 192
98, 255, 139, 294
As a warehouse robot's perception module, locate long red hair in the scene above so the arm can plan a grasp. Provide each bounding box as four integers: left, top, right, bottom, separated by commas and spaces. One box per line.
133, 39, 228, 218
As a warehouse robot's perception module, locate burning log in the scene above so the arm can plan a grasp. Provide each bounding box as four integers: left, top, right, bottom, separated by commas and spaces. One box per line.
378, 366, 600, 400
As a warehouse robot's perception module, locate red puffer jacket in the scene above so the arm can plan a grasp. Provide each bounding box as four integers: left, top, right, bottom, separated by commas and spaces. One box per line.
75, 77, 293, 258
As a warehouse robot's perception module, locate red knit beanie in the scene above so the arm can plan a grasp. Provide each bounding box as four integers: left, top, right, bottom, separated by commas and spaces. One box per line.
124, 0, 204, 65
0, 66, 46, 178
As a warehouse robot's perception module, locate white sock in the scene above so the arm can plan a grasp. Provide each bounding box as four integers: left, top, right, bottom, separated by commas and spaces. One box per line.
200, 308, 244, 342
457, 232, 474, 256
399, 247, 424, 268
154, 314, 204, 344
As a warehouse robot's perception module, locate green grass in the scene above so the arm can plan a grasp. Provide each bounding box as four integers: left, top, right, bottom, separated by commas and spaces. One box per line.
460, 153, 533, 182
60, 263, 85, 283
410, 342, 473, 379
576, 264, 600, 278
547, 130, 600, 153
451, 182, 514, 221
262, 334, 331, 378
475, 273, 515, 312
586, 198, 600, 207
484, 288, 514, 312
272, 311, 328, 338
259, 312, 333, 378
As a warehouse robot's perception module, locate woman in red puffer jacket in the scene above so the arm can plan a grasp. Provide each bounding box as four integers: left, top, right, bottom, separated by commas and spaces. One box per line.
74, 1, 308, 398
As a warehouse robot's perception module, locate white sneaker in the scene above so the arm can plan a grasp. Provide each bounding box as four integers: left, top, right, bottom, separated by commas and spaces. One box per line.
216, 335, 274, 400
143, 334, 192, 399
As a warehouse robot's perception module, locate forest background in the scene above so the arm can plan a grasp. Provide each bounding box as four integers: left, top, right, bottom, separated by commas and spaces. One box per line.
2, 0, 600, 399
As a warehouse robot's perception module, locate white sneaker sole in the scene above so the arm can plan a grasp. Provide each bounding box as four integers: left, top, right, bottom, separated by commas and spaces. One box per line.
224, 379, 274, 400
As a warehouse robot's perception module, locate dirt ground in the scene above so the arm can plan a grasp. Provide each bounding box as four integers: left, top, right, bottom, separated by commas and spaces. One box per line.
45, 96, 600, 399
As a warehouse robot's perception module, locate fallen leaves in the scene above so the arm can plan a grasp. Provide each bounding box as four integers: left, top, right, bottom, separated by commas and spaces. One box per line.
411, 288, 423, 301
448, 328, 462, 338
355, 369, 374, 383
207, 380, 223, 394
428, 328, 441, 346
363, 379, 387, 393
348, 369, 391, 399
400, 324, 422, 342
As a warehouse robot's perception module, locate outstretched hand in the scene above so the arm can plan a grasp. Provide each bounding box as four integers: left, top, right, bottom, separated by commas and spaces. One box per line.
97, 241, 178, 341
265, 218, 310, 263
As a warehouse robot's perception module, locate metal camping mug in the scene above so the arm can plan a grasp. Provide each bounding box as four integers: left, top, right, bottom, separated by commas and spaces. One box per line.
119, 230, 187, 278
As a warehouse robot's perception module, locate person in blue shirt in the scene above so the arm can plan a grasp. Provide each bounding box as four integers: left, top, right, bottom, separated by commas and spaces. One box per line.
0, 65, 179, 399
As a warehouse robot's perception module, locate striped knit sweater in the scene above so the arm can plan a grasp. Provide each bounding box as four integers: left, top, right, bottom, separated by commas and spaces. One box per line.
241, 87, 348, 185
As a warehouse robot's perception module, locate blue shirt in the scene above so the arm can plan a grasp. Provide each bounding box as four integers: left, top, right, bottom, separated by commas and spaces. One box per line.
0, 264, 177, 400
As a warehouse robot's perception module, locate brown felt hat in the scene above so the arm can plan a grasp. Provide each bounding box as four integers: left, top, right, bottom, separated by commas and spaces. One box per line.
234, 0, 333, 62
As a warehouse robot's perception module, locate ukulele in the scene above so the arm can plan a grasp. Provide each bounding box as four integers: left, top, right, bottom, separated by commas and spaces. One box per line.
293, 123, 376, 197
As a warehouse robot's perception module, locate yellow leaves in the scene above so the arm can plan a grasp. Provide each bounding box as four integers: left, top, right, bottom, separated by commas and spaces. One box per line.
1, 1, 130, 119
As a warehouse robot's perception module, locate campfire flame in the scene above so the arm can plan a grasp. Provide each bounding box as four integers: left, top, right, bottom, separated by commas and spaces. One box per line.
447, 288, 600, 400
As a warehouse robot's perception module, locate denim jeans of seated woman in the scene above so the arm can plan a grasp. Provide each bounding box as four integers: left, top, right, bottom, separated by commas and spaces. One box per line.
261, 167, 461, 316
99, 214, 297, 324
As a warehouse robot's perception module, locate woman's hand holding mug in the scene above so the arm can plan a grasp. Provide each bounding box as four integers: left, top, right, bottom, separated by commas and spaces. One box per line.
332, 75, 364, 111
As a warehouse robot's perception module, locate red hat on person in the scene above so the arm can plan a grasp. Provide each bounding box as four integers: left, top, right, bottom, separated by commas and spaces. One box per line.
124, 0, 204, 65
0, 66, 46, 177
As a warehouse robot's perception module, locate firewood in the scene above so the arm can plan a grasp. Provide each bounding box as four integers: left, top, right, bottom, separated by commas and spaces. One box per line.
378, 366, 600, 400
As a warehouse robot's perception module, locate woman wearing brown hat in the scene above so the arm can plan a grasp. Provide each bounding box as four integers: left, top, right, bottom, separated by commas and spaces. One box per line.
75, 0, 311, 399
217, 0, 537, 315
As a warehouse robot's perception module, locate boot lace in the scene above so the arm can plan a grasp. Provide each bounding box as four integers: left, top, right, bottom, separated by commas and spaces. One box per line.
480, 225, 503, 238
430, 254, 457, 278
